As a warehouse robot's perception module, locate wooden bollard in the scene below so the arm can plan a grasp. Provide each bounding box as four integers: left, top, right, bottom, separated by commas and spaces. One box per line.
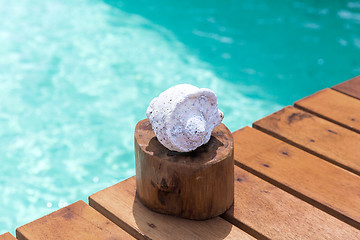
135, 119, 234, 220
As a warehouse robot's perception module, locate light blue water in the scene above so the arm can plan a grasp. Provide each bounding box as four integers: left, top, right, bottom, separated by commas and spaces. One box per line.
0, 0, 359, 234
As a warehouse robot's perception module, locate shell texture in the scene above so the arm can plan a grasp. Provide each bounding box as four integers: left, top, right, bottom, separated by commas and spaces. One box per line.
146, 84, 224, 152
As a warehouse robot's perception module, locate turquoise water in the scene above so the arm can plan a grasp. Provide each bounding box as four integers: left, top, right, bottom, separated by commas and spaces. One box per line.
0, 0, 359, 234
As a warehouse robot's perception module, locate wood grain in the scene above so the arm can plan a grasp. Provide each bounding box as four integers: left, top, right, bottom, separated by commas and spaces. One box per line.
89, 176, 254, 240
135, 119, 234, 220
223, 165, 360, 239
0, 233, 16, 240
253, 106, 360, 175
332, 75, 360, 99
232, 127, 360, 229
295, 88, 360, 134
16, 200, 134, 240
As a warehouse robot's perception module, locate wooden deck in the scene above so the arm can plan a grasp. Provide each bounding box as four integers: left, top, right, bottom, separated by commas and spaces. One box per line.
2, 76, 360, 239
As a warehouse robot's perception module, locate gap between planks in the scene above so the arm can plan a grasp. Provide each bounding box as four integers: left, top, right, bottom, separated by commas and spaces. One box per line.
253, 121, 360, 176
294, 88, 360, 135
222, 164, 360, 239
332, 75, 360, 100
233, 127, 360, 230
235, 159, 360, 230
253, 106, 360, 176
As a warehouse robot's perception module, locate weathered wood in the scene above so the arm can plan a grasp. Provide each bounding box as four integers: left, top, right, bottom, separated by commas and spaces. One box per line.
295, 88, 360, 134
332, 75, 360, 99
16, 200, 134, 240
253, 106, 360, 175
89, 176, 254, 240
0, 233, 16, 240
135, 119, 234, 220
232, 127, 360, 229
223, 165, 360, 239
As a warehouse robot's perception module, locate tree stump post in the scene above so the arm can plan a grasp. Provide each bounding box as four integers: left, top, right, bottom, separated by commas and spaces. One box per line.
135, 119, 234, 220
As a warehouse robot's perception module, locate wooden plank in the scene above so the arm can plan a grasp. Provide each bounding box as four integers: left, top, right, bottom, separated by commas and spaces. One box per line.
223, 165, 360, 239
232, 127, 360, 229
295, 88, 360, 134
89, 176, 254, 240
332, 75, 360, 100
0, 233, 16, 240
16, 200, 134, 240
253, 106, 360, 176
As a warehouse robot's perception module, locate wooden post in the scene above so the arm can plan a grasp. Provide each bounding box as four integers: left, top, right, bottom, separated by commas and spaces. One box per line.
135, 119, 234, 220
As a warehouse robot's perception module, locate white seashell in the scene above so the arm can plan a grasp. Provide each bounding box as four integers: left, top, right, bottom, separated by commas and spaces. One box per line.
146, 84, 224, 152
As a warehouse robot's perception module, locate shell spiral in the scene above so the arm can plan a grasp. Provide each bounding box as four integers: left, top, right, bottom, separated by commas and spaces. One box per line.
146, 84, 224, 152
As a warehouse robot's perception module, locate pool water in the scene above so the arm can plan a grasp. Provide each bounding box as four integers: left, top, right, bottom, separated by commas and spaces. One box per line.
0, 0, 359, 234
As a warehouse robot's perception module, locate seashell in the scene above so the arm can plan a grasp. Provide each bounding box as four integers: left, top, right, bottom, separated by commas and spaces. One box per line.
146, 84, 224, 152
